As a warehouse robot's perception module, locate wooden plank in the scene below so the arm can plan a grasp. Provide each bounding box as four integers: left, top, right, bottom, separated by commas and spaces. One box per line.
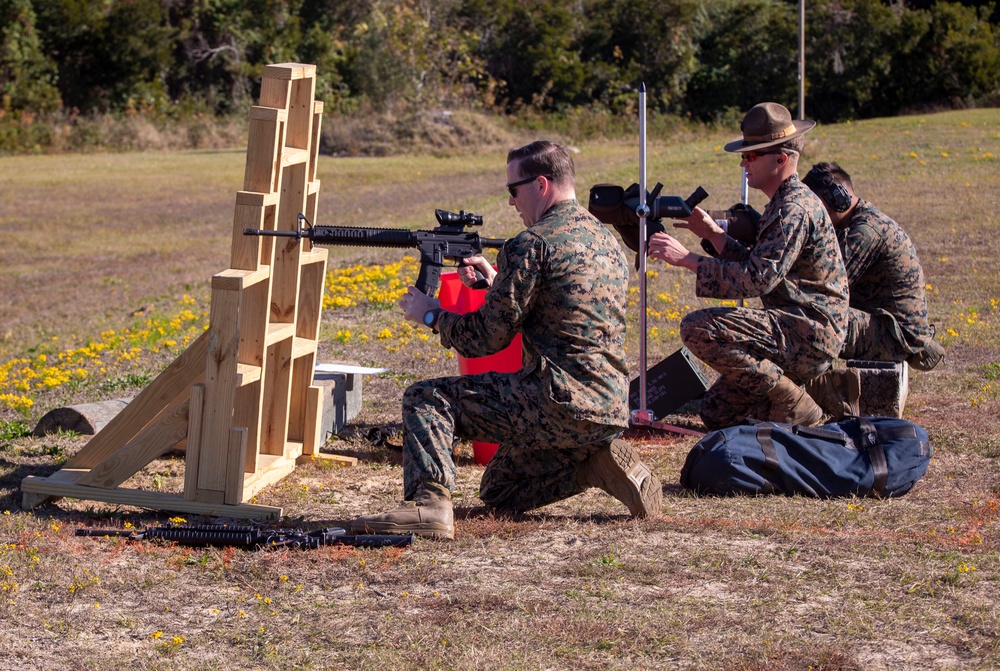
286, 75, 316, 150
212, 267, 271, 291
75, 398, 190, 489
300, 248, 326, 266
197, 287, 242, 493
302, 384, 322, 456
241, 454, 299, 500
309, 102, 323, 182
259, 76, 290, 116
21, 470, 282, 520
262, 63, 316, 81
265, 322, 296, 346
224, 427, 247, 505
287, 354, 314, 445
230, 202, 266, 271
194, 487, 226, 505
235, 190, 280, 207
238, 273, 271, 368
248, 106, 287, 122
271, 162, 307, 324
297, 452, 357, 468
183, 383, 205, 500
66, 331, 207, 469
243, 110, 283, 194
296, 254, 327, 339
260, 337, 294, 456
234, 380, 262, 475
281, 148, 309, 167
290, 337, 316, 360
236, 363, 262, 386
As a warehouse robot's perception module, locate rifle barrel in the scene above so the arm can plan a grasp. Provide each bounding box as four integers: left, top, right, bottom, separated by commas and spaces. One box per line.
243, 228, 301, 238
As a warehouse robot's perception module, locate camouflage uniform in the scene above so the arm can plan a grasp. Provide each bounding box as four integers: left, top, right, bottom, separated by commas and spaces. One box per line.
401, 199, 631, 511
836, 199, 943, 370
681, 175, 849, 429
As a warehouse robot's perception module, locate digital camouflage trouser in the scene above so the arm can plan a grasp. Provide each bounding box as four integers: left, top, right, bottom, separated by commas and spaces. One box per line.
681, 306, 836, 430
841, 307, 908, 362
841, 307, 944, 371
401, 371, 623, 511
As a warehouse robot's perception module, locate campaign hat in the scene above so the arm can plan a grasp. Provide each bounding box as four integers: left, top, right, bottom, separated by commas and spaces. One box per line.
724, 102, 816, 153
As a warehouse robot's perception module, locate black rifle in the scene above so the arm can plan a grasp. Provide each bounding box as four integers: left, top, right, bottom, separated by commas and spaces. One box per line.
588, 183, 710, 266
76, 524, 413, 549
244, 210, 506, 298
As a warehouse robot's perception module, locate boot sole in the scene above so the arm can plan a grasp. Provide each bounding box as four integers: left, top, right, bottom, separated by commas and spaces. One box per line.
350, 519, 454, 541
603, 440, 662, 518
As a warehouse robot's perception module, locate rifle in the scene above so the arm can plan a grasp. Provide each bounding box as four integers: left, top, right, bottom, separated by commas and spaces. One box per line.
244, 210, 507, 298
76, 524, 414, 549
588, 183, 710, 266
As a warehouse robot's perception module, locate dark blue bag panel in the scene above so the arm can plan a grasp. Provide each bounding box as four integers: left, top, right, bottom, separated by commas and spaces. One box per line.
680, 416, 933, 498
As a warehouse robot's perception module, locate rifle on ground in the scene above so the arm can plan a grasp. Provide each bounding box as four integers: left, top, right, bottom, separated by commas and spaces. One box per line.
76, 524, 413, 549
243, 210, 507, 298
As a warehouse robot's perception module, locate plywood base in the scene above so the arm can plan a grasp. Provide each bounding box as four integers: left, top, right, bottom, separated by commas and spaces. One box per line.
21, 469, 282, 520
296, 452, 358, 467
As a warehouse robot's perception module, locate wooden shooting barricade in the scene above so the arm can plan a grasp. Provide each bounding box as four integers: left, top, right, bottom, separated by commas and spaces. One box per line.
22, 63, 352, 519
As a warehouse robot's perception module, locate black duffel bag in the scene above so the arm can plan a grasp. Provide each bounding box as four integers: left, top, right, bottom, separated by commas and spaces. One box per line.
680, 416, 933, 499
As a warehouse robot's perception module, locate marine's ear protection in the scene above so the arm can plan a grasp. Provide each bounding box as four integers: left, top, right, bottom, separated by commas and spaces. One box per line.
804, 166, 852, 213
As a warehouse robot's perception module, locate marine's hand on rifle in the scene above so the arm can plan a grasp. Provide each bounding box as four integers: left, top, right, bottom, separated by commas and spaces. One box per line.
648, 231, 701, 272
672, 206, 724, 239
458, 256, 496, 289
398, 286, 441, 324
672, 206, 728, 255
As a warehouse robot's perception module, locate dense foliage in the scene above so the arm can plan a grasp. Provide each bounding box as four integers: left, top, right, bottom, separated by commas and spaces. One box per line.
1, 0, 997, 150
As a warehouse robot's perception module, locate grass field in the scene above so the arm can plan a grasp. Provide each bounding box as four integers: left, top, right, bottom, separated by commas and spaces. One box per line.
0, 109, 998, 670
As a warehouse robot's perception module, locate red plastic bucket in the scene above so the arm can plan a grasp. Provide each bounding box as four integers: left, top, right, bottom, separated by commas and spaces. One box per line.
438, 272, 522, 465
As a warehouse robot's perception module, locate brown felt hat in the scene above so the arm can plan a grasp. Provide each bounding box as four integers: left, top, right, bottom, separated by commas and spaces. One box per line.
723, 102, 816, 153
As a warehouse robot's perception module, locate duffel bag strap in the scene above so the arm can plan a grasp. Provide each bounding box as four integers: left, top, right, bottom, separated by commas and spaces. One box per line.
793, 425, 849, 443
858, 417, 889, 497
755, 425, 781, 471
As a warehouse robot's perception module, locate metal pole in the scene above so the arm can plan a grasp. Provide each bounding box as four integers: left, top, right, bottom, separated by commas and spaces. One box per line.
799, 0, 806, 119
634, 82, 652, 423
739, 169, 748, 308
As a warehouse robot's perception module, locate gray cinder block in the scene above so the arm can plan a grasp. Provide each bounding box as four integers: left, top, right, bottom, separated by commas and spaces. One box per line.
847, 360, 908, 418
314, 370, 362, 439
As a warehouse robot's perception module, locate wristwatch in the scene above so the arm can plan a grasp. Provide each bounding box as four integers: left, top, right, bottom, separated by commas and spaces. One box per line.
422, 308, 442, 331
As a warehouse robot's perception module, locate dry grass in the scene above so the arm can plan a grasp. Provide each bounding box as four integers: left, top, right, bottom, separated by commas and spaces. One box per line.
0, 109, 998, 670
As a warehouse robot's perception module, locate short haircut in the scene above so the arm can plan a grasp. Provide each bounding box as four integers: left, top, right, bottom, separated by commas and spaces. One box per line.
806, 161, 854, 191
507, 140, 575, 185
778, 135, 805, 156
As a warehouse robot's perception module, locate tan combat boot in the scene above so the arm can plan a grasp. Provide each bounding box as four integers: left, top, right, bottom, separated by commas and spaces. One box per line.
803, 367, 862, 420
908, 338, 945, 371
350, 484, 454, 540
767, 376, 824, 426
579, 439, 662, 518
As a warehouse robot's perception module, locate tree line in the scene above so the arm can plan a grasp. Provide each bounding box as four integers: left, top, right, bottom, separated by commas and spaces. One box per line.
1, 0, 998, 149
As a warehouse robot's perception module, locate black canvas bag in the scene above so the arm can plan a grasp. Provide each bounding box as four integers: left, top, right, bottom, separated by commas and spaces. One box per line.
680, 416, 932, 498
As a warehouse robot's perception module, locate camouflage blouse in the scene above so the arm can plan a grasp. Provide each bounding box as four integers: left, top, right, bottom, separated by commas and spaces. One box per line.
437, 199, 630, 426
695, 175, 849, 357
839, 199, 936, 351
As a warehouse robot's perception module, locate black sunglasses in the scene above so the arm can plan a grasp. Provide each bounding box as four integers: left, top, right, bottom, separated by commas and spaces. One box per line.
506, 174, 549, 198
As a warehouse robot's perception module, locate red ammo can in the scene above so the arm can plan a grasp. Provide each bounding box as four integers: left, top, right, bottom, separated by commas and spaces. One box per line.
437, 272, 523, 465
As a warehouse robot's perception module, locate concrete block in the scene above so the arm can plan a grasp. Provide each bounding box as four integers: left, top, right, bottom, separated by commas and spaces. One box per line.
848, 360, 908, 418
314, 370, 362, 440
